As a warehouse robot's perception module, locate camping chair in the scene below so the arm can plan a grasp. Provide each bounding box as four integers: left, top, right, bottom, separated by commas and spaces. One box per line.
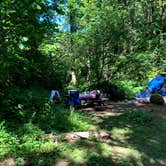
50, 90, 60, 103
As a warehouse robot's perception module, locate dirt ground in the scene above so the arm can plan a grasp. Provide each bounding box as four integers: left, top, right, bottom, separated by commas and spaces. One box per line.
80, 99, 166, 114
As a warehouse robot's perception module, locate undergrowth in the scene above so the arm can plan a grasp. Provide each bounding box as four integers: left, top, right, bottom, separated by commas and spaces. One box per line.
0, 87, 94, 163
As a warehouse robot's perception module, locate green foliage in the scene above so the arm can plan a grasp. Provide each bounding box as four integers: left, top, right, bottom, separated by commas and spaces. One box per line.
0, 121, 56, 159
97, 80, 145, 101
1, 87, 93, 133
0, 0, 66, 114
107, 82, 126, 101
68, 108, 92, 131
0, 121, 18, 158
0, 87, 49, 124
119, 52, 157, 81
0, 97, 93, 160
57, 0, 166, 88
0, 104, 166, 165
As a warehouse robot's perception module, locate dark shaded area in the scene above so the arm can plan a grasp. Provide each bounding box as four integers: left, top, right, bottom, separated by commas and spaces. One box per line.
23, 150, 60, 166
92, 81, 133, 101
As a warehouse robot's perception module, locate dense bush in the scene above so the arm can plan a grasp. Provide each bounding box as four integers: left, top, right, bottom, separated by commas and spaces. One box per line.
0, 89, 93, 159
0, 87, 49, 123
94, 80, 145, 101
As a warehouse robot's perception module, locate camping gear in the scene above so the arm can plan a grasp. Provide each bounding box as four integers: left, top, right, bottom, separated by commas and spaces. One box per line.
50, 90, 60, 103
148, 76, 166, 93
150, 94, 164, 105
79, 90, 109, 106
67, 90, 81, 106
161, 87, 166, 96
136, 76, 166, 99
79, 90, 102, 100
66, 90, 109, 107
136, 88, 151, 98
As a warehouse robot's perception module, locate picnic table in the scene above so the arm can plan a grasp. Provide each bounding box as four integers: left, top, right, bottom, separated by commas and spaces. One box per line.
81, 97, 109, 106
65, 90, 109, 107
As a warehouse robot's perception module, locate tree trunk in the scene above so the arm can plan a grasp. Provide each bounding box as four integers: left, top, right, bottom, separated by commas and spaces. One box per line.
70, 70, 77, 85
157, 0, 164, 70
69, 0, 77, 85
159, 0, 164, 45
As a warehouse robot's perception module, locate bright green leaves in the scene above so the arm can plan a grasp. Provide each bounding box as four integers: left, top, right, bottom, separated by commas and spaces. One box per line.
32, 2, 42, 10
18, 43, 25, 50
22, 37, 28, 42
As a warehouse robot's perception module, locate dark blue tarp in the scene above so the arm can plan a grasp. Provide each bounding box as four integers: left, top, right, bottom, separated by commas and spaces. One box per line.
161, 87, 166, 96
136, 76, 166, 98
67, 90, 81, 105
136, 89, 151, 98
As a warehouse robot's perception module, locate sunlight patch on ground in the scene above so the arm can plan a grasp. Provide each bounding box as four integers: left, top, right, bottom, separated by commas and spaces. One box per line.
60, 141, 112, 164
110, 146, 143, 166
0, 158, 14, 166
55, 160, 70, 166
111, 127, 133, 142
61, 148, 87, 164
100, 143, 112, 157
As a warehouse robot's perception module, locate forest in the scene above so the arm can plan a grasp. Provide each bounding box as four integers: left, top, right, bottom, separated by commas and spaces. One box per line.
0, 0, 166, 165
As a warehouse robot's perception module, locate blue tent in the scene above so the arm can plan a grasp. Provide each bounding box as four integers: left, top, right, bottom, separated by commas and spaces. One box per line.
136, 76, 166, 98
148, 76, 166, 93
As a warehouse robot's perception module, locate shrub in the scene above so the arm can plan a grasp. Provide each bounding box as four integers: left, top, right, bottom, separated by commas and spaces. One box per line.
107, 81, 137, 101
93, 80, 145, 101
0, 121, 18, 157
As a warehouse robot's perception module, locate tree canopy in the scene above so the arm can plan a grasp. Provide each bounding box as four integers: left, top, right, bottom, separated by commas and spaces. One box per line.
0, 0, 166, 109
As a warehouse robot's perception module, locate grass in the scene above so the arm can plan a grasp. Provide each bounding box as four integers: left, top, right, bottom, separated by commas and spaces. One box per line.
0, 88, 166, 165
56, 109, 166, 166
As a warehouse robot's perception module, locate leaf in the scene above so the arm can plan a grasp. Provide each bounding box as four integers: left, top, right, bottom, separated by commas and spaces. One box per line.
32, 3, 41, 10
22, 37, 28, 42
19, 43, 24, 50
36, 4, 42, 10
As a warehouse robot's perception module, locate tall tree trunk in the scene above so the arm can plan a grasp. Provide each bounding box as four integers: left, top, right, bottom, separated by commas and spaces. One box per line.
157, 0, 164, 70
69, 0, 77, 85
159, 0, 164, 45
70, 70, 77, 85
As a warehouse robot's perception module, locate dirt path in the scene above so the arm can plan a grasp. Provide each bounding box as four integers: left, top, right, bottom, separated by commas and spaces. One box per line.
80, 100, 166, 113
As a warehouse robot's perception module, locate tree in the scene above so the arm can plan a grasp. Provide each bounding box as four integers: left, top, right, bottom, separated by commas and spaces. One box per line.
0, 0, 64, 108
